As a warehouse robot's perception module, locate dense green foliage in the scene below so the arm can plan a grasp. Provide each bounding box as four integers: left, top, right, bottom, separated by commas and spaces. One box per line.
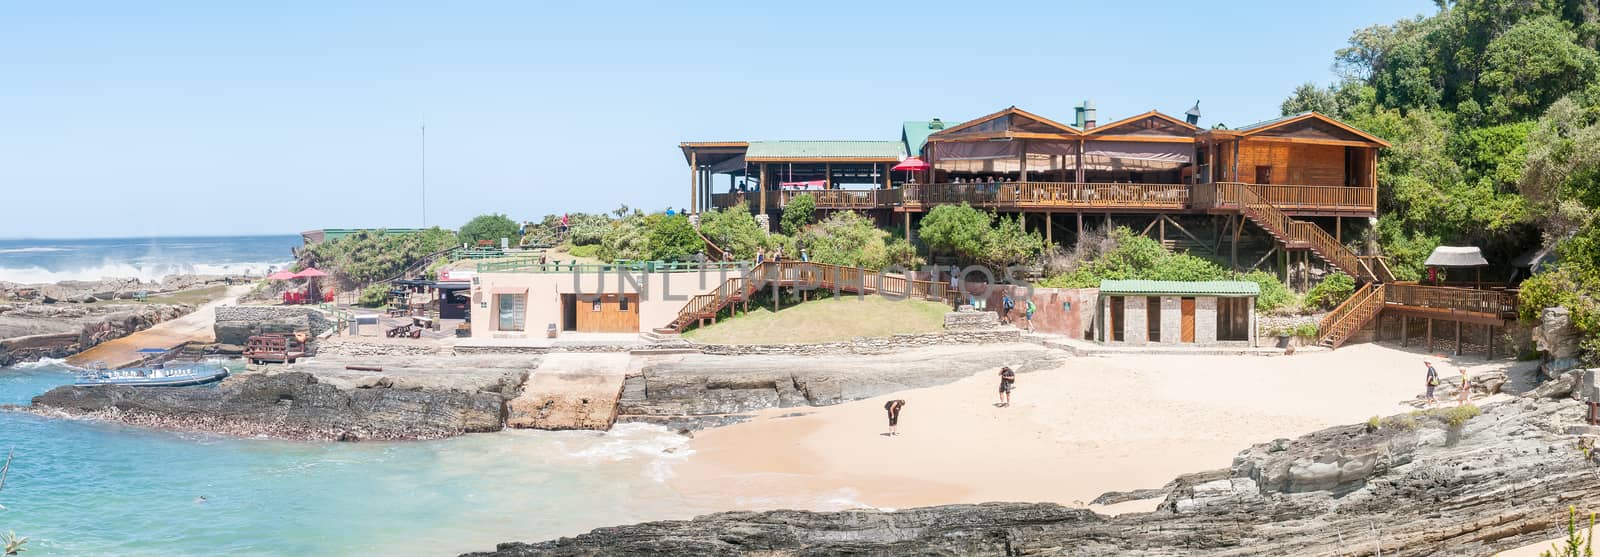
795, 211, 895, 269
457, 213, 519, 246
357, 283, 391, 307
1038, 227, 1292, 312
1305, 272, 1357, 310
300, 228, 458, 285
917, 204, 1044, 267
565, 213, 612, 246
647, 214, 705, 261
780, 193, 816, 236
697, 202, 768, 259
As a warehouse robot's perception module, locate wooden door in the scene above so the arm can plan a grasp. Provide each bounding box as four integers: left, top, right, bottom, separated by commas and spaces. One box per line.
575, 294, 641, 333
1180, 297, 1196, 343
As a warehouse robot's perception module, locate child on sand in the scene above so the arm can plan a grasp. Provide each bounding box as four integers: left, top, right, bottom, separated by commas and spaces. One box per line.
998, 366, 1016, 406
884, 399, 905, 436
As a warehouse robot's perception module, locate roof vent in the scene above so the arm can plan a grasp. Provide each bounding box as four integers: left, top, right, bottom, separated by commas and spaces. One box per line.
1074, 105, 1085, 129
1185, 101, 1202, 125
1083, 100, 1097, 129
929, 118, 944, 130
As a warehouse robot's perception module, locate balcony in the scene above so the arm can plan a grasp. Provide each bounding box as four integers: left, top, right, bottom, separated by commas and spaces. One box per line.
709, 182, 1377, 215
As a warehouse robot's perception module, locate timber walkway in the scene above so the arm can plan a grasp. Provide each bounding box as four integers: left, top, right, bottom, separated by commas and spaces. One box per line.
1315, 282, 1518, 354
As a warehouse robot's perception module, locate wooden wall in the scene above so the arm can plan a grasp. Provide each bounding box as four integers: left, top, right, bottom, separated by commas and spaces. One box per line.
1233, 141, 1347, 187
574, 293, 641, 333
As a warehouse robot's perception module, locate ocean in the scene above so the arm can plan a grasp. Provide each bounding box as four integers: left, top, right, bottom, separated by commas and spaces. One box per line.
0, 362, 706, 556
0, 236, 302, 284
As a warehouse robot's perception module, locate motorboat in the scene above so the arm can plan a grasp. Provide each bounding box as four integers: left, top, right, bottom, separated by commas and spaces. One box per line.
75, 363, 229, 387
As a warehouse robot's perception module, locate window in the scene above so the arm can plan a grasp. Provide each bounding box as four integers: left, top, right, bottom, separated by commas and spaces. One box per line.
591, 298, 602, 312
1254, 166, 1273, 184
618, 296, 630, 311
496, 293, 526, 332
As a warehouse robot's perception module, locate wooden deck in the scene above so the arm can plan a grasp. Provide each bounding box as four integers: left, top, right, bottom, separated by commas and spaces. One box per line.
710, 182, 1376, 216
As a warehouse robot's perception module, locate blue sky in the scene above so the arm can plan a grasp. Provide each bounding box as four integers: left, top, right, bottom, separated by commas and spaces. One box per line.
0, 0, 1434, 238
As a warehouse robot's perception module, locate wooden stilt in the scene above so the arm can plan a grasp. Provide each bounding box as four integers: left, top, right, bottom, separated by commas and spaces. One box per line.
689, 151, 699, 215
1077, 212, 1084, 239
1487, 324, 1495, 359
1426, 319, 1434, 352
1046, 212, 1053, 245
1455, 320, 1462, 356
1159, 215, 1166, 244
1230, 215, 1242, 270
1335, 216, 1342, 244
904, 211, 911, 242
1401, 317, 1408, 347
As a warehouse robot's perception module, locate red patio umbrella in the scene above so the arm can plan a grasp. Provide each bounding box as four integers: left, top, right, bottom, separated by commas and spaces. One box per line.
891, 157, 929, 172
292, 268, 329, 305
292, 268, 329, 278
266, 270, 296, 281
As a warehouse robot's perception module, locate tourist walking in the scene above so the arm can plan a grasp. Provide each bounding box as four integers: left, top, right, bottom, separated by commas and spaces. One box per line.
1457, 367, 1471, 407
884, 399, 906, 436
755, 247, 766, 265
1424, 361, 1440, 407
1000, 293, 1014, 324
998, 366, 1016, 406
1023, 298, 1036, 332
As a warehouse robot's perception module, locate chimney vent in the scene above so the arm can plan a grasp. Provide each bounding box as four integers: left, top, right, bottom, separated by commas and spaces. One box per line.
1083, 100, 1097, 129
929, 118, 944, 130
1074, 105, 1086, 129
1185, 101, 1202, 125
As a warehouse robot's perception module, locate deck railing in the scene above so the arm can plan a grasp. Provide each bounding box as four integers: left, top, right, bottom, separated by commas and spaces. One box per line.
1385, 283, 1518, 318
901, 182, 1190, 210
715, 182, 1374, 214
477, 258, 748, 274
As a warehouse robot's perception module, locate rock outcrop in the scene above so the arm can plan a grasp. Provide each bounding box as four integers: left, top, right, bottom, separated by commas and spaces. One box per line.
0, 303, 191, 366
1535, 306, 1584, 377
27, 371, 505, 441
213, 305, 334, 345
464, 396, 1599, 556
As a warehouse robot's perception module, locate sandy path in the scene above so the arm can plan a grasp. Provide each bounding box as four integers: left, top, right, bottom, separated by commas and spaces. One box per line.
66, 285, 250, 368
670, 342, 1530, 512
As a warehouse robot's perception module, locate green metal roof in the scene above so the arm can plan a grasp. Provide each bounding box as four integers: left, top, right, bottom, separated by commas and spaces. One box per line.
1098, 280, 1261, 297
1236, 111, 1312, 132
902, 120, 961, 157
744, 140, 905, 160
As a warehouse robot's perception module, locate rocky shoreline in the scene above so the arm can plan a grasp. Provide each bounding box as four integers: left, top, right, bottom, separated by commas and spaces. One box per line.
0, 273, 247, 366
462, 383, 1600, 556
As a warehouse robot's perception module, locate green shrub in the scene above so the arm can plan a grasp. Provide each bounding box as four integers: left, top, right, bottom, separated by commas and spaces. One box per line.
1239, 270, 1293, 312
647, 214, 705, 261
566, 213, 611, 246
1541, 505, 1597, 557
1365, 415, 1382, 431
780, 193, 816, 235
1295, 322, 1320, 339
1381, 414, 1418, 430
457, 213, 519, 247
919, 204, 990, 261
885, 239, 924, 269
300, 228, 458, 285
567, 244, 600, 259
357, 283, 391, 307
1305, 273, 1356, 310
698, 202, 767, 260
799, 211, 891, 269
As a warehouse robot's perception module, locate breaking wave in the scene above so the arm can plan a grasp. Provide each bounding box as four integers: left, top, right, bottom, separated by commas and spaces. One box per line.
0, 260, 292, 283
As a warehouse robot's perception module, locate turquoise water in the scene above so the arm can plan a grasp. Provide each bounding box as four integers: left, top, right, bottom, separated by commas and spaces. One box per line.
0, 363, 703, 556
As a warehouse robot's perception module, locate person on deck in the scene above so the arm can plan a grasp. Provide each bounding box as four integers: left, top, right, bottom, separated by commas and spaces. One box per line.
755, 247, 766, 265
1424, 361, 1440, 407
884, 399, 906, 436
998, 366, 1016, 406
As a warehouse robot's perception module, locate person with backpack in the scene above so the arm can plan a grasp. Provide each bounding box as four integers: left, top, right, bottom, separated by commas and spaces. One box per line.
1000, 293, 1015, 324
998, 366, 1016, 407
1023, 298, 1037, 332
1424, 361, 1440, 407
884, 399, 906, 436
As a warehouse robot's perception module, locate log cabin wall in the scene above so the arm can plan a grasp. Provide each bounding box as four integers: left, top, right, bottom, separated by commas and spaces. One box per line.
1234, 141, 1346, 186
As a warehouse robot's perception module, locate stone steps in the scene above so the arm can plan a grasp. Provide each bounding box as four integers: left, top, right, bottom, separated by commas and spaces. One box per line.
505, 353, 630, 430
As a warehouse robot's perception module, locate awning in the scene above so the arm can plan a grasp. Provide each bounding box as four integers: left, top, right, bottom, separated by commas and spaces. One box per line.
1424, 246, 1489, 268
435, 281, 472, 290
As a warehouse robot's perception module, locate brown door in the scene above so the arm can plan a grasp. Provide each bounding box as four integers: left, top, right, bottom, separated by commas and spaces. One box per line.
1180, 297, 1196, 343
1108, 296, 1124, 342
575, 294, 641, 332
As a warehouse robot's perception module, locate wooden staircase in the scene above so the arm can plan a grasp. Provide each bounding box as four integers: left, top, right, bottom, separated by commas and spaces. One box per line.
658, 262, 957, 333
1315, 283, 1387, 348
1223, 183, 1395, 283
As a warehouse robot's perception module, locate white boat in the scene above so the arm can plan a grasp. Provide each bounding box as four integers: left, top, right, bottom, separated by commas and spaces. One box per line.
75, 363, 229, 387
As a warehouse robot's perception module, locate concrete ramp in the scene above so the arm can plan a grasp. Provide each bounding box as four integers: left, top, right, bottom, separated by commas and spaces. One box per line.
67, 286, 247, 369
506, 353, 630, 430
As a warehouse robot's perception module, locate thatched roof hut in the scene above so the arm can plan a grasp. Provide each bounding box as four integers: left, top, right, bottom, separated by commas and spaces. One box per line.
1424, 246, 1488, 268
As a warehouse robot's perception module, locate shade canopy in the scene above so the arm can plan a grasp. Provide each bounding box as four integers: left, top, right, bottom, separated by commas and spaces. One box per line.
891, 157, 930, 172
294, 268, 329, 278
266, 271, 297, 281
1424, 246, 1489, 268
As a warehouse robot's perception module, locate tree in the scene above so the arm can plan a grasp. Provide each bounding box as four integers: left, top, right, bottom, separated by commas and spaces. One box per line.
598, 213, 652, 261
981, 215, 1045, 268
918, 204, 989, 261
458, 213, 519, 247
697, 202, 767, 259
781, 193, 816, 235
799, 210, 891, 269
1281, 82, 1340, 116
1481, 16, 1600, 119
647, 214, 705, 261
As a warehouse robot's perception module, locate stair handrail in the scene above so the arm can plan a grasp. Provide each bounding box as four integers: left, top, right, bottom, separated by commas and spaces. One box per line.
1229, 185, 1362, 280
1316, 283, 1386, 343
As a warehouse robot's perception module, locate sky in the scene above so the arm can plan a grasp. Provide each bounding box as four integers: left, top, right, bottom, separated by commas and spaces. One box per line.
0, 0, 1436, 239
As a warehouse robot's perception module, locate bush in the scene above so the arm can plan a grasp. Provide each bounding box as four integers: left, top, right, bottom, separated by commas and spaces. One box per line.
357, 283, 391, 307
918, 204, 990, 260
647, 214, 705, 261
458, 213, 519, 247
1239, 270, 1294, 312
1306, 273, 1356, 310
567, 244, 600, 259
698, 202, 767, 259
780, 193, 816, 235
982, 215, 1046, 269
566, 213, 611, 246
300, 228, 458, 285
1294, 322, 1320, 339
598, 213, 652, 261
885, 239, 924, 269
798, 211, 891, 268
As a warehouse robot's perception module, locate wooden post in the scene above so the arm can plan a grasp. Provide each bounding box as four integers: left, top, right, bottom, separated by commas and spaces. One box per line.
882, 163, 891, 189
1455, 320, 1462, 356
759, 163, 768, 215
1426, 319, 1434, 352
904, 211, 912, 241
1231, 215, 1242, 270
1487, 324, 1495, 359
1335, 217, 1342, 244
1018, 140, 1028, 183
824, 163, 832, 189
1075, 140, 1086, 183
689, 151, 699, 215
1046, 212, 1053, 244
1159, 216, 1166, 244
1077, 212, 1084, 239
1401, 316, 1408, 347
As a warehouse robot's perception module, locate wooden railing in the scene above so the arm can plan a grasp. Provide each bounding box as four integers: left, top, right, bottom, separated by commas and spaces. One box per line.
1213, 183, 1365, 280
1240, 184, 1375, 213
1316, 283, 1387, 348
1385, 283, 1518, 318
901, 182, 1189, 210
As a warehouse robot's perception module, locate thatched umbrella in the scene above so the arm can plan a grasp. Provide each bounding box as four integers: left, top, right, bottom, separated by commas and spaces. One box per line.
1423, 246, 1489, 288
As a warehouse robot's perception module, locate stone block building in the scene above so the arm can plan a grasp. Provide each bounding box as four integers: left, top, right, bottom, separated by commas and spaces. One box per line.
1095, 280, 1258, 346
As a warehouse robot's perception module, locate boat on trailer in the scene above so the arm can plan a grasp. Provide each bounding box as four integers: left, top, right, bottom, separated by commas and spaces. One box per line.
75, 363, 230, 387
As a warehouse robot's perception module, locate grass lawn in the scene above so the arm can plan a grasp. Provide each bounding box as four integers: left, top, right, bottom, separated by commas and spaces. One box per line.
683, 295, 950, 345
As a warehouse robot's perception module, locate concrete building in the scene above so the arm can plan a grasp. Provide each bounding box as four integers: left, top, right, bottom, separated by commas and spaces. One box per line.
1095, 280, 1258, 346
468, 261, 747, 338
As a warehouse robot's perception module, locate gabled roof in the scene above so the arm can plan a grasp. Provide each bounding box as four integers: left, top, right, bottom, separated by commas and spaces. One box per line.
744, 140, 905, 162
1083, 111, 1199, 138
930, 106, 1082, 139
903, 120, 961, 156
1099, 279, 1261, 297
1424, 246, 1489, 268
1233, 112, 1390, 147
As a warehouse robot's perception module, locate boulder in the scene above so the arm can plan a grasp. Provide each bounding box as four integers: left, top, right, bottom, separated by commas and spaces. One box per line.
1535, 306, 1584, 377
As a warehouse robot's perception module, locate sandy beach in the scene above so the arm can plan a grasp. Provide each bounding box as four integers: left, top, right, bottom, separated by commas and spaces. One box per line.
671, 342, 1534, 513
